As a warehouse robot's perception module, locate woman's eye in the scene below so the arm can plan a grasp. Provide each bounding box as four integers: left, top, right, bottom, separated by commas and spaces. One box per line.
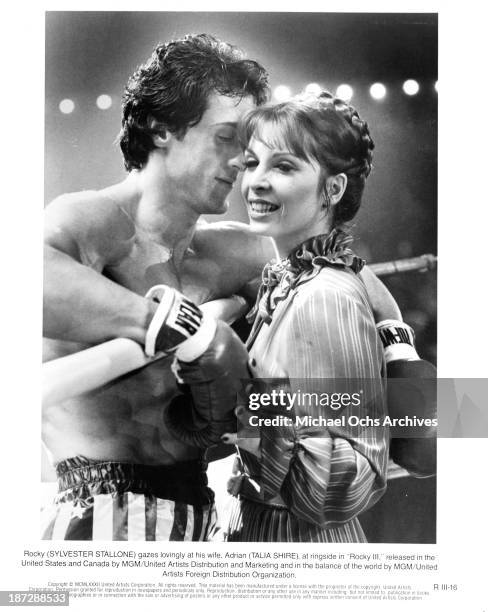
277, 163, 294, 173
244, 159, 258, 169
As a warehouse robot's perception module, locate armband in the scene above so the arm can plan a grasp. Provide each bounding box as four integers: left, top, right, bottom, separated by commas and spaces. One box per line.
376, 319, 420, 363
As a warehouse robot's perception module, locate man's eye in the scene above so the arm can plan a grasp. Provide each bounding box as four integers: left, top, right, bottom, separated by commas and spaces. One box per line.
218, 134, 236, 143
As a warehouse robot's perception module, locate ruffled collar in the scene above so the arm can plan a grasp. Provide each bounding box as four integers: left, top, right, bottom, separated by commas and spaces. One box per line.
247, 228, 364, 327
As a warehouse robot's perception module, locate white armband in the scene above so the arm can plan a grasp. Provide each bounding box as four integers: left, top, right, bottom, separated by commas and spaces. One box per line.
376, 319, 420, 363
175, 315, 217, 363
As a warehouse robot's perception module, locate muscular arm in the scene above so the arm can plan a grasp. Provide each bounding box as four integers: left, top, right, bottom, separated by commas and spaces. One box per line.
195, 220, 275, 300
43, 194, 155, 345
201, 223, 401, 323
360, 265, 402, 322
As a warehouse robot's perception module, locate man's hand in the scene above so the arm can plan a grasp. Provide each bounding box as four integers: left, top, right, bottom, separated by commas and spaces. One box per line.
145, 285, 217, 359
165, 321, 251, 448
377, 319, 437, 478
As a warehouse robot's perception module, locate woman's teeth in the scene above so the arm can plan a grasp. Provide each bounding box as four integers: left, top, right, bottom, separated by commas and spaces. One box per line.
249, 202, 279, 213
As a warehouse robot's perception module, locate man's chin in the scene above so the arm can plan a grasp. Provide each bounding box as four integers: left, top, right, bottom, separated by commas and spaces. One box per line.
206, 199, 230, 215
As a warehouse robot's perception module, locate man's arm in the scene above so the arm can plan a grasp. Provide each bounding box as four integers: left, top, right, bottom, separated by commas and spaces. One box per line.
205, 223, 401, 321
196, 220, 275, 298
43, 245, 154, 344
360, 265, 402, 322
43, 194, 155, 345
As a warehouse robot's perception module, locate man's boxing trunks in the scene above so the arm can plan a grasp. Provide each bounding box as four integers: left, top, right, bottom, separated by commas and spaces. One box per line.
41, 456, 216, 540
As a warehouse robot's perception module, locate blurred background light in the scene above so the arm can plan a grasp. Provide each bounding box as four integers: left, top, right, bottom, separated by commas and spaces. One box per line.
96, 94, 113, 110
273, 85, 292, 102
370, 83, 387, 100
403, 79, 420, 95
336, 83, 353, 101
304, 82, 322, 96
59, 99, 75, 114
435, 80, 438, 92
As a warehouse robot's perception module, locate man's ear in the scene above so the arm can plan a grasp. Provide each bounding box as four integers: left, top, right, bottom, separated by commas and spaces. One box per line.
148, 116, 172, 149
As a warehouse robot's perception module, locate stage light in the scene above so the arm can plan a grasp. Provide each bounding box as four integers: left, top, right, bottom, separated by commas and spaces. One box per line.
336, 84, 353, 101
370, 83, 386, 100
59, 99, 75, 114
96, 94, 112, 110
435, 81, 438, 92
273, 85, 292, 102
304, 83, 322, 96
403, 79, 419, 95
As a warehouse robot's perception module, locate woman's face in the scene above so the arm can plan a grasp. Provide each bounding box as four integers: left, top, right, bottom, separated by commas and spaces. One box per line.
241, 123, 328, 255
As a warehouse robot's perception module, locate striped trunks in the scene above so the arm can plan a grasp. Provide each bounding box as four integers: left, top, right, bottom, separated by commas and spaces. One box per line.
41, 456, 216, 541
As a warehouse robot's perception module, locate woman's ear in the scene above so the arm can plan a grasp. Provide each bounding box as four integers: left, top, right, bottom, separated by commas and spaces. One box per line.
327, 173, 348, 205
148, 116, 172, 148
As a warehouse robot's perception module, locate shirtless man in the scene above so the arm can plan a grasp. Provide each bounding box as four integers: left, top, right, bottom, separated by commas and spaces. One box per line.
42, 34, 271, 541
42, 34, 404, 541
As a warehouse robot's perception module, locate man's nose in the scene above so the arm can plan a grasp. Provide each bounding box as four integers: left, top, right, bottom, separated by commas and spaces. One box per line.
229, 153, 245, 173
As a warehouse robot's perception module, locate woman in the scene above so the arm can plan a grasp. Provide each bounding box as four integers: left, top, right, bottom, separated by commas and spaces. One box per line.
224, 91, 388, 542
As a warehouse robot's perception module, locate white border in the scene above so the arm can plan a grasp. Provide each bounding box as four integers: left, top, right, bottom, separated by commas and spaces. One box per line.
2, 2, 487, 610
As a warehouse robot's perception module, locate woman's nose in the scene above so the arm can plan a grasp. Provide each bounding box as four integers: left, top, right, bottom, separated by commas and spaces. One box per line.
248, 166, 270, 192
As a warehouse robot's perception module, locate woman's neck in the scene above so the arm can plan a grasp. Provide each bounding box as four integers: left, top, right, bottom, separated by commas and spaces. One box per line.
274, 223, 333, 259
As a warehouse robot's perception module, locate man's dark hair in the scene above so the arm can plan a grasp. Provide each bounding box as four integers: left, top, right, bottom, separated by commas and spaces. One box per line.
119, 33, 269, 170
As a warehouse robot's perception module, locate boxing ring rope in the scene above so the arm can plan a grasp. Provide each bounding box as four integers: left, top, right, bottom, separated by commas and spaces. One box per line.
42, 296, 249, 408
369, 253, 436, 277
42, 255, 437, 408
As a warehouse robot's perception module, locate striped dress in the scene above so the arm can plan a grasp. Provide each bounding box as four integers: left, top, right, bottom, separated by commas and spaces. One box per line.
227, 232, 388, 542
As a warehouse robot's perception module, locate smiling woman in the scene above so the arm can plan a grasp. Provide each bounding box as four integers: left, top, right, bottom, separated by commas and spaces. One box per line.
239, 91, 374, 257
225, 91, 388, 543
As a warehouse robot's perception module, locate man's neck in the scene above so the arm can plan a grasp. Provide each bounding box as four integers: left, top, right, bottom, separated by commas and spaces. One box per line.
102, 171, 199, 268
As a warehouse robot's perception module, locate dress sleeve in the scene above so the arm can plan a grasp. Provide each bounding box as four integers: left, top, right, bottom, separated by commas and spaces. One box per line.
260, 276, 389, 527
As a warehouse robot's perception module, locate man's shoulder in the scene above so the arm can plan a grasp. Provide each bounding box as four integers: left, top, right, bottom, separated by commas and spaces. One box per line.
46, 190, 132, 230
44, 190, 135, 264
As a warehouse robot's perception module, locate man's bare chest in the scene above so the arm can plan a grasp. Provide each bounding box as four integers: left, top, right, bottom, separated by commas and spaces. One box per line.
103, 241, 220, 303
103, 236, 237, 305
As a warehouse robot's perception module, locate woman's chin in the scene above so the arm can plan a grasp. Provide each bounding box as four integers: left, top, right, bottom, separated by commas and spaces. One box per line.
247, 216, 278, 237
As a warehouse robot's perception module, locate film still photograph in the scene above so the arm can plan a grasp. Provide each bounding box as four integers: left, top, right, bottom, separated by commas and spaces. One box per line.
42, 11, 437, 543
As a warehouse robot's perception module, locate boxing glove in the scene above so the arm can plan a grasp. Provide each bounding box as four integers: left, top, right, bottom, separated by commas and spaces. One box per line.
165, 320, 250, 448
377, 320, 436, 477
144, 285, 216, 360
